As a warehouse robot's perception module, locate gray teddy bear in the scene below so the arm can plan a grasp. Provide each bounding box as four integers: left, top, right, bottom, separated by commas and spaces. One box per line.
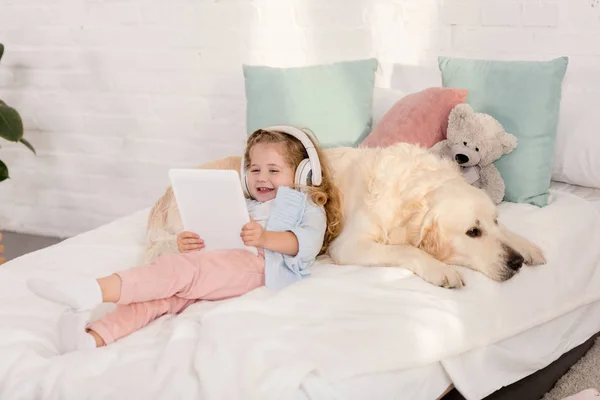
430, 103, 517, 204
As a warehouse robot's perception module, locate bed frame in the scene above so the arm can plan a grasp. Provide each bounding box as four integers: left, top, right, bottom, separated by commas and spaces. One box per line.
441, 331, 600, 400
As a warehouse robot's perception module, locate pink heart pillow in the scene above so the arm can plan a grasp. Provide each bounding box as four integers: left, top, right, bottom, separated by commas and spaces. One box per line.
360, 87, 468, 149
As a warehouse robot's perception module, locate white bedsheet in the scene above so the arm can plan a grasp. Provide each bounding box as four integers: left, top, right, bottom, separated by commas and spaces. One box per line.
441, 183, 600, 400
1, 190, 600, 400
0, 209, 449, 400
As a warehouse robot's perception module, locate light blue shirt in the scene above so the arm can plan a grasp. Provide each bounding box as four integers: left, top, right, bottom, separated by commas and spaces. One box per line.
247, 186, 327, 290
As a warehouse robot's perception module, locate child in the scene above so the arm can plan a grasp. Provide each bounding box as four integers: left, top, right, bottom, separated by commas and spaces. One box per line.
27, 126, 342, 353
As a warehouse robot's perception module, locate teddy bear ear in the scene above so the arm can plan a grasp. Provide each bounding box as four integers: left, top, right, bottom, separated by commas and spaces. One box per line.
449, 103, 474, 121
498, 131, 518, 153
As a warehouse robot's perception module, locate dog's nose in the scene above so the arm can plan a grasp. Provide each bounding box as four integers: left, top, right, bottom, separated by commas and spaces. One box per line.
455, 154, 469, 164
507, 253, 524, 271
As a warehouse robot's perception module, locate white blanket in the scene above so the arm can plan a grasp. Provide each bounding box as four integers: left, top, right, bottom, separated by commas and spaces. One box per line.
1, 190, 600, 400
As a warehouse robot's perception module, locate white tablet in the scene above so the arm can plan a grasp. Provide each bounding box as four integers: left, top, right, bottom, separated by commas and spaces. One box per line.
168, 168, 258, 255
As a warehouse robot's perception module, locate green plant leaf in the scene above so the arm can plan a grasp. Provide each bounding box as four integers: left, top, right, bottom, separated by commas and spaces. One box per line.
20, 137, 36, 154
0, 102, 23, 142
0, 159, 8, 182
0, 43, 4, 63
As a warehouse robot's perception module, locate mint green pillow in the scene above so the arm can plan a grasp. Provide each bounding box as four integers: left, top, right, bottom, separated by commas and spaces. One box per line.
438, 56, 569, 207
243, 58, 378, 148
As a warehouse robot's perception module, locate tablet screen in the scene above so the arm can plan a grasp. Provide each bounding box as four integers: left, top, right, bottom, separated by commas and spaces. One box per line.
169, 168, 258, 255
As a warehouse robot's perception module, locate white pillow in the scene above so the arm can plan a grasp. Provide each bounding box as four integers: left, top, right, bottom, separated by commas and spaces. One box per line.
371, 87, 406, 128
552, 78, 600, 189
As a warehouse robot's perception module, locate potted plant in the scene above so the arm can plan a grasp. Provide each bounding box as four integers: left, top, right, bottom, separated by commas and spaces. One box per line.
0, 43, 36, 182
1, 43, 36, 265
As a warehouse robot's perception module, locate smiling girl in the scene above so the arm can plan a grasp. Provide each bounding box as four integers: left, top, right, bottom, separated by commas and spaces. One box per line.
28, 126, 342, 353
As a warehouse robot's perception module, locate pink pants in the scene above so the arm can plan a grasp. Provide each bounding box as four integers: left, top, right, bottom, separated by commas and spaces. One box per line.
88, 249, 265, 344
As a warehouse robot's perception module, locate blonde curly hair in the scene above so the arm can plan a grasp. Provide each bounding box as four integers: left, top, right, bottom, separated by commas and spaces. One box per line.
243, 128, 343, 255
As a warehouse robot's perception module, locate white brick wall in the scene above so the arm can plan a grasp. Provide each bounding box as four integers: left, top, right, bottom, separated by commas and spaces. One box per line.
0, 0, 598, 238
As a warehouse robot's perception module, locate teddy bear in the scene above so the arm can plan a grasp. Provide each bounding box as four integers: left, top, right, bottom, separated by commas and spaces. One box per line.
429, 103, 517, 204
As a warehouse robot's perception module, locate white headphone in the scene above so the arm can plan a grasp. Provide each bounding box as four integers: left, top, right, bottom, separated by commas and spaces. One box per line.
240, 125, 323, 198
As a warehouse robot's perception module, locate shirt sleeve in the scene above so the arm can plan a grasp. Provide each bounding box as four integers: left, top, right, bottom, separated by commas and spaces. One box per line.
265, 186, 327, 278
283, 200, 327, 274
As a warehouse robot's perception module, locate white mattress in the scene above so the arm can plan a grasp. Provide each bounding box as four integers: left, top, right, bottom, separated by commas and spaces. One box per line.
1, 183, 600, 400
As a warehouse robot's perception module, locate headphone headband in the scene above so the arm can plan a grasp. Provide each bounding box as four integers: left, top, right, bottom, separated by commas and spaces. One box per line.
263, 125, 322, 186
240, 125, 323, 198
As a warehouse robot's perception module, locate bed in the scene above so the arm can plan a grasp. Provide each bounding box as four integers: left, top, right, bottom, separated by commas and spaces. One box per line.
1, 180, 600, 400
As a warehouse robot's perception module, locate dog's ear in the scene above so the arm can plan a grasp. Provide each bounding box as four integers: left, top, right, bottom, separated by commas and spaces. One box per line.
416, 211, 452, 262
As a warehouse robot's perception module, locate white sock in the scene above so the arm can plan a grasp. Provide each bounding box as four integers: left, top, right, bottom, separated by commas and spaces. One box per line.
57, 311, 97, 353
27, 276, 103, 312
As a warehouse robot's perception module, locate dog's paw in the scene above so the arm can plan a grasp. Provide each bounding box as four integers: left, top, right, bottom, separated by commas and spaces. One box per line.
419, 262, 465, 289
522, 243, 546, 266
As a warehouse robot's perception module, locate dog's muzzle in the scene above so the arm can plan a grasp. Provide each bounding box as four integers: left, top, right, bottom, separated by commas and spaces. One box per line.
503, 244, 524, 271
493, 243, 525, 281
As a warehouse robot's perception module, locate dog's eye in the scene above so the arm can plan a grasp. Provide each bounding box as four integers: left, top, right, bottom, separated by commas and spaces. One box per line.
466, 228, 482, 238
475, 147, 479, 152
463, 141, 467, 146
494, 219, 498, 225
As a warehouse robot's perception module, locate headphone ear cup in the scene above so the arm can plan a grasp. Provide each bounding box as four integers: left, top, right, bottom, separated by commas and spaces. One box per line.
242, 173, 250, 197
295, 158, 312, 187
240, 157, 251, 197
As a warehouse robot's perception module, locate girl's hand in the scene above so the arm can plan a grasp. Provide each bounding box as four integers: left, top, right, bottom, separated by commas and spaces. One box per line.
177, 231, 204, 253
241, 218, 265, 248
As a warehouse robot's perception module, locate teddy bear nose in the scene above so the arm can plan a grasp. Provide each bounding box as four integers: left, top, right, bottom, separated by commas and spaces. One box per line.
455, 154, 469, 164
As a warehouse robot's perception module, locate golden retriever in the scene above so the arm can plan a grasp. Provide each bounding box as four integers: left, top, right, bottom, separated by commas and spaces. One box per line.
143, 144, 546, 288
325, 143, 546, 288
